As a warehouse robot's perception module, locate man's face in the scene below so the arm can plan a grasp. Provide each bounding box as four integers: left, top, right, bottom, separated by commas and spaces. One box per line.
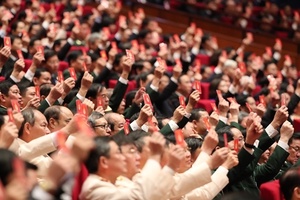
159, 75, 169, 92
287, 139, 300, 164
106, 141, 127, 177
12, 38, 22, 51
15, 21, 25, 36
120, 144, 141, 179
94, 117, 111, 136
35, 72, 52, 86
97, 87, 109, 110
22, 86, 35, 107
194, 111, 209, 134
45, 55, 59, 73
178, 75, 192, 96
228, 128, 244, 151
73, 55, 85, 72
56, 107, 73, 130
139, 136, 151, 169
265, 63, 278, 77
2, 85, 22, 107
110, 114, 125, 135
246, 97, 257, 112
29, 111, 50, 141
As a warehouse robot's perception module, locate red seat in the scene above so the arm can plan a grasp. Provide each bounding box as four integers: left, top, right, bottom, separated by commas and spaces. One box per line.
200, 82, 210, 100
293, 119, 300, 132
58, 61, 69, 72
72, 164, 88, 200
275, 31, 288, 39
252, 85, 262, 96
166, 66, 173, 73
196, 99, 215, 113
82, 6, 93, 16
0, 76, 5, 82
70, 46, 89, 52
196, 54, 210, 65
260, 180, 284, 200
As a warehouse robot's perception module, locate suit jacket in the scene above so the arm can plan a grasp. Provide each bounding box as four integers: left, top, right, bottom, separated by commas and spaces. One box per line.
9, 134, 57, 178
254, 145, 289, 187
109, 79, 128, 113
80, 159, 175, 200
0, 105, 7, 115
182, 167, 229, 200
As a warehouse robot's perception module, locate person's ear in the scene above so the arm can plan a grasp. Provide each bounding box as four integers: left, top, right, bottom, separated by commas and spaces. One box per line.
99, 156, 109, 169
33, 77, 38, 86
293, 187, 300, 199
49, 118, 58, 130
22, 122, 31, 139
0, 93, 6, 103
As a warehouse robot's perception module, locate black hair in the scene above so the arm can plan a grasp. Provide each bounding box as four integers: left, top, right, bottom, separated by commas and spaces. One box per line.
288, 132, 300, 145
40, 83, 53, 97
85, 136, 112, 174
185, 137, 203, 156
44, 105, 61, 123
280, 167, 300, 200
0, 149, 18, 186
216, 126, 234, 147
127, 130, 150, 152
190, 108, 206, 122
86, 84, 104, 99
67, 50, 83, 65
0, 81, 15, 96
34, 68, 50, 79
44, 49, 57, 62
113, 132, 135, 147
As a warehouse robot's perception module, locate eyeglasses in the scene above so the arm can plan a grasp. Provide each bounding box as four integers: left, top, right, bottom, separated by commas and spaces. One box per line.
290, 146, 300, 153
94, 124, 110, 129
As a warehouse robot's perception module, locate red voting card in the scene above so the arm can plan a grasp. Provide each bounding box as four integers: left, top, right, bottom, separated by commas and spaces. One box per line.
102, 27, 110, 36
4, 37, 11, 48
173, 34, 180, 43
11, 100, 20, 112
194, 81, 201, 94
35, 86, 40, 98
211, 102, 219, 114
175, 59, 182, 68
81, 103, 88, 118
126, 49, 135, 62
275, 38, 282, 47
281, 93, 286, 107
77, 4, 83, 12
22, 30, 29, 38
100, 50, 107, 61
203, 116, 211, 130
259, 95, 266, 107
111, 41, 117, 50
238, 62, 247, 74
246, 102, 252, 112
265, 47, 272, 57
37, 46, 44, 56
83, 62, 87, 71
196, 28, 203, 36
57, 71, 64, 82
174, 129, 184, 146
179, 96, 186, 109
119, 15, 126, 25
124, 122, 130, 135
295, 11, 299, 19
7, 108, 14, 122
69, 67, 77, 80
56, 131, 69, 153
76, 115, 94, 137
97, 97, 103, 107
13, 158, 26, 183
143, 94, 153, 110
234, 138, 239, 152
76, 100, 82, 114
223, 133, 228, 147
227, 97, 235, 104
17, 50, 24, 59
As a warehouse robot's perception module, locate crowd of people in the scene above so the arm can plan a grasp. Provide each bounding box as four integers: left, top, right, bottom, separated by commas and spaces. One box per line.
0, 0, 300, 199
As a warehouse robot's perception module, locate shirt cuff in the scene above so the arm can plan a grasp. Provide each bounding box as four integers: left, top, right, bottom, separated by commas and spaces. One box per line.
217, 166, 229, 175
168, 120, 179, 131
244, 146, 254, 155
50, 132, 58, 147
219, 116, 228, 124
278, 140, 289, 152
191, 47, 199, 55
119, 77, 128, 85
67, 38, 74, 46
184, 113, 191, 118
141, 124, 148, 132
45, 98, 51, 106
106, 62, 113, 70
150, 84, 158, 92
57, 97, 64, 105
265, 124, 279, 138
170, 76, 178, 84
130, 120, 140, 131
76, 93, 85, 102
24, 69, 35, 81
10, 75, 19, 83
173, 52, 181, 60
42, 21, 50, 30
162, 166, 175, 176
32, 186, 54, 200
229, 84, 236, 94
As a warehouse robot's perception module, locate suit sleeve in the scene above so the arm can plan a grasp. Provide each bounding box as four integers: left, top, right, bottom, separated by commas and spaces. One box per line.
109, 79, 128, 112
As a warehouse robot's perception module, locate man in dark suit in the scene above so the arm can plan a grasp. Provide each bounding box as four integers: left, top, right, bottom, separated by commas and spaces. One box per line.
0, 81, 22, 115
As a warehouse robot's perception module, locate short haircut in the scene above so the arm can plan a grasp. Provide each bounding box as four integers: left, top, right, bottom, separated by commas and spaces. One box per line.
44, 49, 57, 62
88, 111, 104, 130
34, 68, 50, 79
190, 108, 206, 122
40, 83, 53, 97
0, 81, 15, 96
67, 50, 83, 65
18, 85, 34, 97
113, 132, 135, 147
127, 130, 150, 152
185, 137, 203, 156
88, 33, 101, 44
86, 84, 104, 99
280, 167, 300, 200
0, 149, 18, 186
85, 136, 112, 174
288, 133, 300, 145
44, 106, 61, 123
19, 108, 36, 138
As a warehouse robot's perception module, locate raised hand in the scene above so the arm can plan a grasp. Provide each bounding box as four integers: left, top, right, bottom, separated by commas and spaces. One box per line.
280, 121, 294, 143
136, 104, 153, 127
221, 150, 239, 170
172, 106, 186, 123
0, 122, 18, 148
148, 132, 166, 156
206, 147, 229, 170
186, 90, 200, 113
132, 87, 145, 105
271, 106, 289, 129
201, 129, 219, 155
167, 145, 185, 171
